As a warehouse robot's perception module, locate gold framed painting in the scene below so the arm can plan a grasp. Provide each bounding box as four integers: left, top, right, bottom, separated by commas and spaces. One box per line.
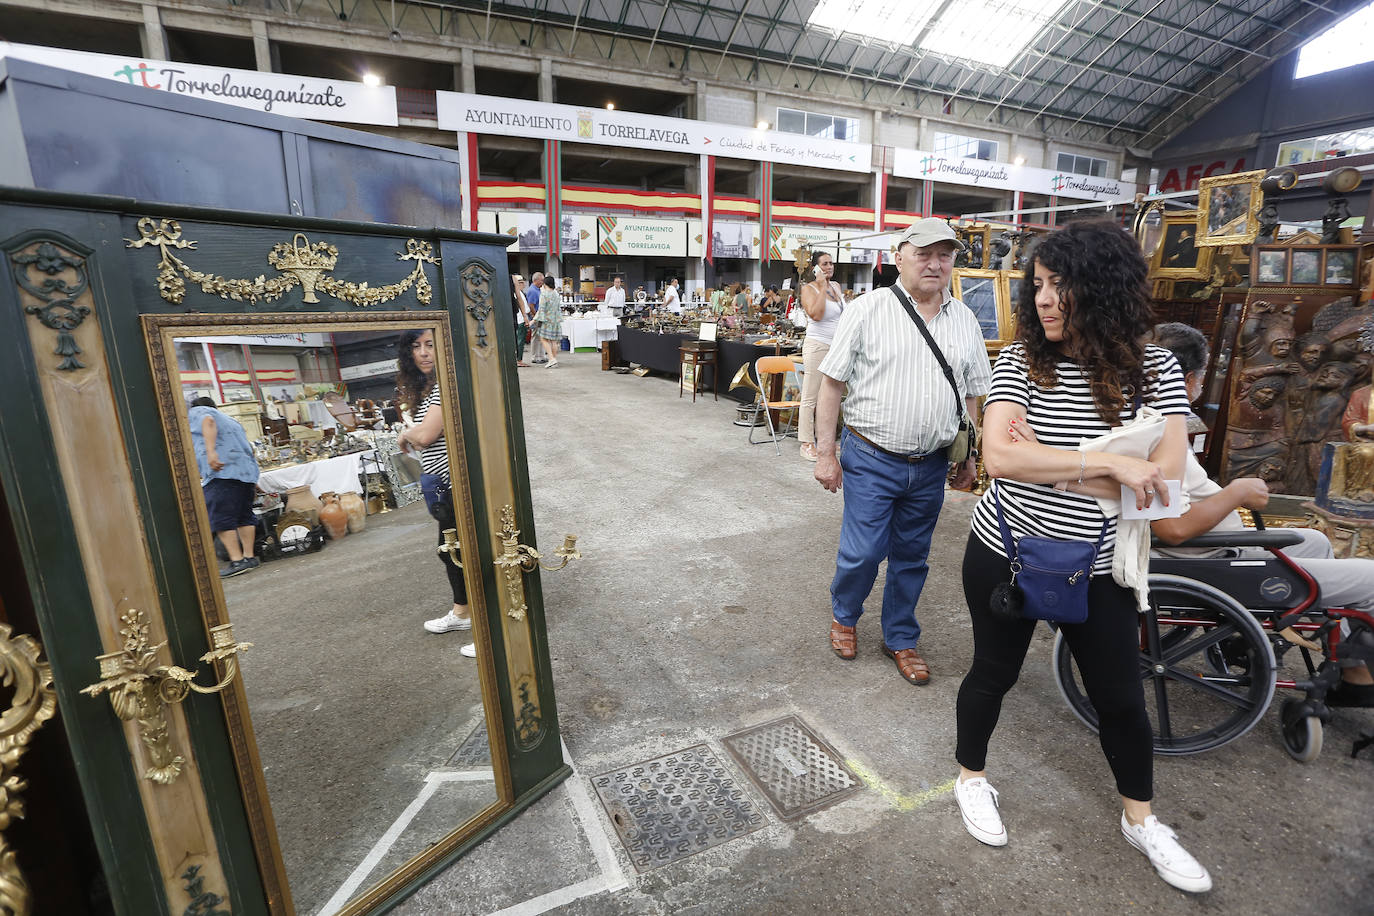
1150, 209, 1213, 280
1195, 169, 1265, 247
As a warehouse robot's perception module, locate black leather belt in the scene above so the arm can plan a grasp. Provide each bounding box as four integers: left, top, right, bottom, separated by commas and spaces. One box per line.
845, 426, 943, 462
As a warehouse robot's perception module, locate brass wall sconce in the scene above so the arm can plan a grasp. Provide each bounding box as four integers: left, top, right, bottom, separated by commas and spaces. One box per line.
438, 529, 464, 568
492, 506, 580, 621
82, 608, 251, 785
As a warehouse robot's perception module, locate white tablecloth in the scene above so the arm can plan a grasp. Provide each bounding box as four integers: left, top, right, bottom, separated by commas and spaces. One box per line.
561, 315, 621, 348
258, 450, 377, 496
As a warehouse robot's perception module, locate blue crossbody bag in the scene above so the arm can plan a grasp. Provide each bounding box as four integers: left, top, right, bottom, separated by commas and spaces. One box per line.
989, 483, 1107, 624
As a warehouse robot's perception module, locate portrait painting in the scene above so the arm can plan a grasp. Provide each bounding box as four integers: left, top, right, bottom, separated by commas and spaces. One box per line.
1195, 170, 1265, 247
1151, 210, 1212, 279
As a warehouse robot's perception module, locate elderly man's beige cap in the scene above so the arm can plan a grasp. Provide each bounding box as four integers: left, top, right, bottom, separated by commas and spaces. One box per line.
899, 217, 966, 251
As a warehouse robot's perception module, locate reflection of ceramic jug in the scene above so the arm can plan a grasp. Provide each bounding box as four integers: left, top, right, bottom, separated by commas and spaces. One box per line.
340, 491, 367, 533
318, 492, 348, 539
283, 486, 322, 527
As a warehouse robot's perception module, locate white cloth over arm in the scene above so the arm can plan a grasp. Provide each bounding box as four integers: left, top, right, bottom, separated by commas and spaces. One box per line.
1079, 406, 1168, 611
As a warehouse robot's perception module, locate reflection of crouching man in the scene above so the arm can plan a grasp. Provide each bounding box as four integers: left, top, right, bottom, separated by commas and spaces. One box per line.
188, 397, 262, 579
1151, 325, 1374, 704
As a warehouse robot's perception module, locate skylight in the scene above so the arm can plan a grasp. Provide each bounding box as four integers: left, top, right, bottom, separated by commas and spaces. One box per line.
1294, 1, 1374, 79
807, 0, 1071, 69
920, 0, 1072, 68
807, 0, 937, 47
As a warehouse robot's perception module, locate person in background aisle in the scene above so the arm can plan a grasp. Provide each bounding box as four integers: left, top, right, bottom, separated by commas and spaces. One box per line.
603, 276, 627, 315
733, 281, 752, 316
526, 272, 546, 364
952, 220, 1208, 894
814, 218, 989, 686
798, 250, 844, 462
663, 277, 681, 314
512, 274, 531, 368
708, 284, 727, 317
537, 274, 563, 369
188, 397, 262, 578
395, 329, 476, 658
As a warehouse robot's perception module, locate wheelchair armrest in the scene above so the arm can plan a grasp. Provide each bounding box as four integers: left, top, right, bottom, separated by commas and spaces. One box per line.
1150, 530, 1306, 550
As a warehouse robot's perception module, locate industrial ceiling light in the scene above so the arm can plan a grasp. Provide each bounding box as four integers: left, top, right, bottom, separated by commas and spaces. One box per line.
756, 120, 769, 130
362, 73, 382, 87
606, 102, 615, 110
1014, 156, 1026, 166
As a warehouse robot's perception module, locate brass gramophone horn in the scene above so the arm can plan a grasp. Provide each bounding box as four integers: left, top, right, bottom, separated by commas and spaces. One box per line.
729, 362, 761, 394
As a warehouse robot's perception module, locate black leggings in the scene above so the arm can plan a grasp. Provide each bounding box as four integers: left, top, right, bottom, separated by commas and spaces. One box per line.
956, 533, 1153, 802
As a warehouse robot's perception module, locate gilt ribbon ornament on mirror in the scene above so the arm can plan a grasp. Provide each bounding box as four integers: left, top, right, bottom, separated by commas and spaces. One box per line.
125, 218, 439, 308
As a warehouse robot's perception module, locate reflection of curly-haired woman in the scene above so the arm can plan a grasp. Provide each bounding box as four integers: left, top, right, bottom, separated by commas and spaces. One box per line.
952, 221, 1207, 892
396, 329, 475, 657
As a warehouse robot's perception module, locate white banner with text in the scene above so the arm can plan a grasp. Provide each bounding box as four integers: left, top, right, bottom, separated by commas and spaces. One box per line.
437, 92, 870, 173
0, 42, 398, 126
893, 148, 1126, 201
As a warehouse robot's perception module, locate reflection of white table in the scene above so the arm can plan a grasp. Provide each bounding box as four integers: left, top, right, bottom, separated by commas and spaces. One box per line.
561, 314, 621, 349
257, 450, 376, 496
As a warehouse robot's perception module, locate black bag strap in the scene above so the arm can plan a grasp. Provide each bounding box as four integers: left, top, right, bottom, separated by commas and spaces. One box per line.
992, 481, 1108, 563
889, 283, 967, 426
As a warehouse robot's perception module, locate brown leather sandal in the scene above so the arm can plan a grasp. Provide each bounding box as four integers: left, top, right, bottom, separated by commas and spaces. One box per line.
829, 620, 857, 660
883, 645, 931, 685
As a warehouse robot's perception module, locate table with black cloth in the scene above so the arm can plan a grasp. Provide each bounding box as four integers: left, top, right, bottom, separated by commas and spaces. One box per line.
615, 328, 798, 404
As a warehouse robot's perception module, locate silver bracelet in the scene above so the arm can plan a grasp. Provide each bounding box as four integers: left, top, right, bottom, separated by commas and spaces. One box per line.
1077, 449, 1086, 485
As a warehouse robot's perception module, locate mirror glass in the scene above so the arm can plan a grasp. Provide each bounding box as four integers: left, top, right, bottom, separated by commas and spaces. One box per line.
1139, 204, 1166, 257
151, 320, 498, 914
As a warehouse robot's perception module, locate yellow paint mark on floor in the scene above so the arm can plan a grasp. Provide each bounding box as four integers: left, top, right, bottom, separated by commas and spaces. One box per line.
846, 759, 956, 812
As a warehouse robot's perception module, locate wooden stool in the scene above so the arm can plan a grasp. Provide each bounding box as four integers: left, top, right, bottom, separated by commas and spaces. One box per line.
678, 343, 718, 402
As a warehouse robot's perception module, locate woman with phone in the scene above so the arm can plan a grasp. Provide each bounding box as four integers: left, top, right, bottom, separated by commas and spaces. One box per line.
797, 250, 844, 461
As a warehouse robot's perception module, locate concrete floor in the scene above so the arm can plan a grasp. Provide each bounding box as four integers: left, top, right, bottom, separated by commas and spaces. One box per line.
245, 351, 1373, 915
222, 502, 494, 911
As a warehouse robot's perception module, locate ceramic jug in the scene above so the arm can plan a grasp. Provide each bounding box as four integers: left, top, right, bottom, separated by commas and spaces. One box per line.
340, 491, 367, 533
318, 492, 348, 539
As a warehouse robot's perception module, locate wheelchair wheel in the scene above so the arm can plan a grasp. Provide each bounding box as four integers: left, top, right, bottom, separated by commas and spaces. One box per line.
1279, 698, 1323, 763
1053, 574, 1276, 756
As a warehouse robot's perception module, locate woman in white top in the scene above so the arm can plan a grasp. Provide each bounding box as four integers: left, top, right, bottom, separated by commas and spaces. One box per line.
662, 278, 681, 313
798, 250, 844, 461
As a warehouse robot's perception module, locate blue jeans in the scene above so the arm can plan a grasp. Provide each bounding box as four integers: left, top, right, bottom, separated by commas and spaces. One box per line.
831, 427, 946, 650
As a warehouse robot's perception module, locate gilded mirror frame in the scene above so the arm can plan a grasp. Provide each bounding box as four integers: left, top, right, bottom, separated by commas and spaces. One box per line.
142, 310, 513, 916
953, 267, 1014, 357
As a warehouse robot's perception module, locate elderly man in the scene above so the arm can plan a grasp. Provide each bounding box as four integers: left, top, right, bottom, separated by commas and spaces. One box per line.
603, 276, 627, 316
526, 272, 546, 364
815, 218, 992, 685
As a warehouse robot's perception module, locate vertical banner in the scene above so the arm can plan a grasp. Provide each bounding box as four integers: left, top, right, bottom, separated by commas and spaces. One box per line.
460, 132, 479, 233
544, 139, 562, 257
702, 155, 716, 266
1047, 195, 1058, 227
921, 180, 934, 218
1013, 190, 1024, 227
873, 170, 888, 271
759, 161, 773, 265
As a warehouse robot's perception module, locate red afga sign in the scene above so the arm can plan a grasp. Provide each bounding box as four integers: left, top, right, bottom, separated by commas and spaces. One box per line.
1158, 157, 1249, 193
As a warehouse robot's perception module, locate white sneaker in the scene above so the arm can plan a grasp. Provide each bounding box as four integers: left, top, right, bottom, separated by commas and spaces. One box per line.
459, 643, 477, 657
1121, 812, 1212, 893
955, 776, 1008, 847
423, 611, 472, 634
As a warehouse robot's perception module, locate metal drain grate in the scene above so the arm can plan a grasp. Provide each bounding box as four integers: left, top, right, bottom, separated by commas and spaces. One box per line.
722, 716, 859, 820
591, 744, 767, 872
446, 721, 491, 768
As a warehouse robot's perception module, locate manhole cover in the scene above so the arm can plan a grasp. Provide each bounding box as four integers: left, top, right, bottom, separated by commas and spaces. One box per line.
591, 744, 767, 872
722, 716, 859, 820
446, 721, 491, 768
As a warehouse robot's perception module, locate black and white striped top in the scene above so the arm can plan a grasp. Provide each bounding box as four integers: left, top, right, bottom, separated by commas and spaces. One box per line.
970, 343, 1191, 574
412, 384, 450, 481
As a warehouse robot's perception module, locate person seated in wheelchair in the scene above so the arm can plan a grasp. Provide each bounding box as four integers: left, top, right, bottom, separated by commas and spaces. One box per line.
1150, 323, 1374, 707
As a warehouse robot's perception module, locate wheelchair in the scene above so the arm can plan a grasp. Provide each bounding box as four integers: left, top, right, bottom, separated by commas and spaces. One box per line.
1052, 521, 1374, 762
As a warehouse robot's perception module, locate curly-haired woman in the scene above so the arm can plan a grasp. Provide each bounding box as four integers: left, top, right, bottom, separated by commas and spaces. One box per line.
395, 329, 475, 657
951, 220, 1209, 892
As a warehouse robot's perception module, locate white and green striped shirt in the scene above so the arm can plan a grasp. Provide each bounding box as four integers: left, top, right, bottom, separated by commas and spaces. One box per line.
819, 286, 992, 455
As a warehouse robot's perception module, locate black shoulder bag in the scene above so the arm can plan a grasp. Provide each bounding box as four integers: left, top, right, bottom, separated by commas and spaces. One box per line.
889, 284, 977, 463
